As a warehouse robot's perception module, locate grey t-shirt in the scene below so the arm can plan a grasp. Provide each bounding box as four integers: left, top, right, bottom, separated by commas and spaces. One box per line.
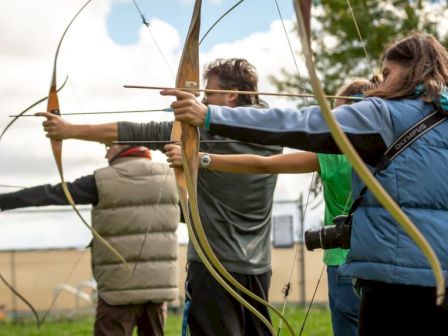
118, 121, 282, 274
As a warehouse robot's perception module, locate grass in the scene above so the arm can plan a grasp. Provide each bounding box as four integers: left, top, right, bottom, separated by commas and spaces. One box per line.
0, 305, 332, 336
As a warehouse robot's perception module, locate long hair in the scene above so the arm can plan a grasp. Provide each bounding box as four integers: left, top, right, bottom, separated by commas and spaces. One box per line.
203, 58, 259, 106
366, 32, 448, 103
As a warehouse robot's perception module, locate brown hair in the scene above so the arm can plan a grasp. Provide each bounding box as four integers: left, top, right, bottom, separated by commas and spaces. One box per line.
337, 75, 382, 97
366, 32, 448, 102
203, 58, 259, 106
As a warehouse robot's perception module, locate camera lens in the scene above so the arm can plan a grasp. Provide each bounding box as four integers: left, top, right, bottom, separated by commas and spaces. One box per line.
304, 225, 342, 251
319, 226, 342, 249
304, 229, 322, 251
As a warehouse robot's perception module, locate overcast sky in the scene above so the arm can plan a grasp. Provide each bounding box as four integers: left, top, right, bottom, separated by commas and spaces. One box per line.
1, 1, 447, 249
0, 0, 321, 249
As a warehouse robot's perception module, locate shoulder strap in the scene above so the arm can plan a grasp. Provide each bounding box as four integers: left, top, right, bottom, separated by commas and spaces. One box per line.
349, 109, 447, 216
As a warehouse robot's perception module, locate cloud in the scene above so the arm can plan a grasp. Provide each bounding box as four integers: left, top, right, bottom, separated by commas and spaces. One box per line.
0, 0, 321, 248
0, 0, 179, 185
1, 0, 306, 180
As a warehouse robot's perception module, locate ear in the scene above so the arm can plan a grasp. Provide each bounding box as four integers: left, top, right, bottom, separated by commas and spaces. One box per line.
228, 92, 239, 106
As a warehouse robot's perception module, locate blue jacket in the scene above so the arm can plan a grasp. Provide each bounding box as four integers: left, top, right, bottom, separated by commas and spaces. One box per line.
206, 97, 448, 286
341, 99, 448, 286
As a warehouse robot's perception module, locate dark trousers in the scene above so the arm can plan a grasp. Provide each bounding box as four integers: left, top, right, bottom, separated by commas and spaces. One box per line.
94, 297, 166, 336
186, 261, 272, 336
357, 280, 448, 336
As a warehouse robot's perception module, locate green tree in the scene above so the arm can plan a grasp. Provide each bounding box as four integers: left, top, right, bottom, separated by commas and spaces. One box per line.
271, 0, 448, 101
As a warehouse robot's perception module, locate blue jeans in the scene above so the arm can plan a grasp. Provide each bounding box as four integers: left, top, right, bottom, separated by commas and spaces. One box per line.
327, 266, 360, 336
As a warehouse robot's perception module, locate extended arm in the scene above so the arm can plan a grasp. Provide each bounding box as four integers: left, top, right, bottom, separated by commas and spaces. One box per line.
36, 112, 118, 144
206, 100, 392, 165
38, 112, 172, 152
207, 151, 319, 174
165, 144, 319, 174
161, 89, 392, 166
0, 175, 98, 211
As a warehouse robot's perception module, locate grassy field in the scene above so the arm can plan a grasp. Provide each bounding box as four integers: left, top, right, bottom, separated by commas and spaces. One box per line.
0, 305, 332, 336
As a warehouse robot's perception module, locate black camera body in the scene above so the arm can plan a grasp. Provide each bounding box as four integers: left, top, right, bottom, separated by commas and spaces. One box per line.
304, 214, 352, 251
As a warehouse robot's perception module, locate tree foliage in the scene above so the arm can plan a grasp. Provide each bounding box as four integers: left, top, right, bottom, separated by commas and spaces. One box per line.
271, 0, 448, 102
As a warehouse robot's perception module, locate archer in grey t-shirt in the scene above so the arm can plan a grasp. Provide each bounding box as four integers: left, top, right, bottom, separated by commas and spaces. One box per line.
118, 121, 282, 274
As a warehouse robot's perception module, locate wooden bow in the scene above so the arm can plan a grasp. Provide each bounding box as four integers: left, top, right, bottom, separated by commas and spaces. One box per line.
171, 1, 296, 334
0, 76, 68, 142
293, 0, 445, 305
32, 2, 132, 325
44, 0, 128, 273
0, 273, 40, 328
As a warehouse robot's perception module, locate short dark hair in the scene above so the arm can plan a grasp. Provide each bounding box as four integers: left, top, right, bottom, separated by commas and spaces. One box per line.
203, 58, 259, 106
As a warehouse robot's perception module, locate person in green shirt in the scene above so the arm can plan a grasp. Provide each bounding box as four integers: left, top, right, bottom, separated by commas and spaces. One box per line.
315, 153, 355, 336
165, 77, 379, 336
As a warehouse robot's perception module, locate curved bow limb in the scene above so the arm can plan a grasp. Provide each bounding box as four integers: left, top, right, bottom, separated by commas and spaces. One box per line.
45, 0, 129, 273
173, 1, 296, 335
0, 76, 68, 143
0, 3, 91, 329
293, 0, 445, 305
0, 273, 40, 329
38, 0, 130, 325
172, 125, 275, 334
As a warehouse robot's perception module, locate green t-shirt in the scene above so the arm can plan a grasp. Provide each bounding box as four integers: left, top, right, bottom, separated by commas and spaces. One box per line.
317, 153, 352, 266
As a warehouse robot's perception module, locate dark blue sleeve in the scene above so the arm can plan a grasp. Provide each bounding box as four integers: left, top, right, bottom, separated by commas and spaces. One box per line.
0, 175, 98, 211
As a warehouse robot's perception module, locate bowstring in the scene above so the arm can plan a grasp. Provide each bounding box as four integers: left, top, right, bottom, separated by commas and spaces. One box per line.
199, 0, 245, 45
296, 1, 375, 332
131, 0, 176, 80
129, 165, 172, 279
277, 172, 316, 335
298, 263, 325, 335
67, 77, 86, 113
298, 185, 353, 335
39, 249, 88, 326
273, 0, 309, 103
345, 0, 375, 78
273, 1, 315, 333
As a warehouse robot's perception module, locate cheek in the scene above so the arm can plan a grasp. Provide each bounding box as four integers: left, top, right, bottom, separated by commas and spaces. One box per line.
208, 96, 225, 106
392, 73, 403, 85
384, 74, 399, 87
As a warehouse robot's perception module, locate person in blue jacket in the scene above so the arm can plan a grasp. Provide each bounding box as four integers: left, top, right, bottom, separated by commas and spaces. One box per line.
162, 32, 448, 336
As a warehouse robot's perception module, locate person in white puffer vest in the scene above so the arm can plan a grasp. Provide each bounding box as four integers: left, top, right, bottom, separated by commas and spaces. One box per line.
0, 144, 180, 336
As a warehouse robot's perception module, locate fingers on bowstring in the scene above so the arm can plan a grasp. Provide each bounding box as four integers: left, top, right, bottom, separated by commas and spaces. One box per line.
41, 118, 56, 129
190, 89, 200, 97
160, 89, 195, 99
34, 112, 56, 120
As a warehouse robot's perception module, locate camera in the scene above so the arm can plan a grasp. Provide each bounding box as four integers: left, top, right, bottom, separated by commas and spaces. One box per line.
304, 214, 352, 251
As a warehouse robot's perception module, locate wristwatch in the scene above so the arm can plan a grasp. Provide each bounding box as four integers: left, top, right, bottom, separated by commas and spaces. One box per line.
200, 153, 211, 168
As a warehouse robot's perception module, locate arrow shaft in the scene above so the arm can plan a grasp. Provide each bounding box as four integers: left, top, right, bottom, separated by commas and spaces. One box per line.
124, 85, 363, 100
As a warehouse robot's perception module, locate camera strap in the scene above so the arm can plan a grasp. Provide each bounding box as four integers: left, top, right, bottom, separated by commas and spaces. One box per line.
348, 108, 447, 216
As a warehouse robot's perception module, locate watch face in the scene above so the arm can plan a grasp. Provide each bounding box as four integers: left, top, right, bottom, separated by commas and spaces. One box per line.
201, 154, 211, 167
